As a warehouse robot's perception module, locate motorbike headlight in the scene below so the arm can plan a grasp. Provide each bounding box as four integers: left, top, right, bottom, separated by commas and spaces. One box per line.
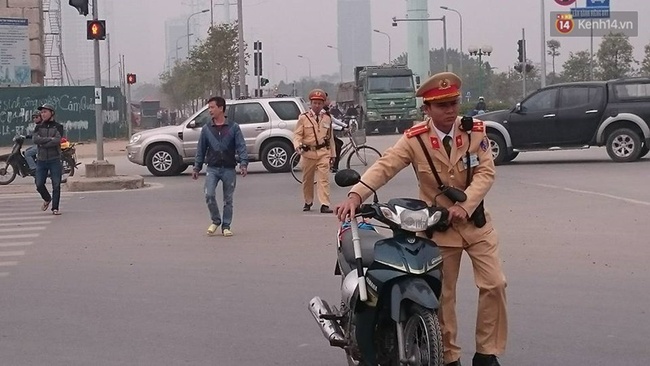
380, 205, 441, 232
129, 134, 142, 144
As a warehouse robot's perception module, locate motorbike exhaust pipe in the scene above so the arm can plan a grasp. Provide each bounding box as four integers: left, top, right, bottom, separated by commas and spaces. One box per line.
308, 297, 346, 348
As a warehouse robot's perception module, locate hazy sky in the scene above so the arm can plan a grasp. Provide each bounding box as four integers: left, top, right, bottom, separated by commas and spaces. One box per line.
98, 0, 649, 85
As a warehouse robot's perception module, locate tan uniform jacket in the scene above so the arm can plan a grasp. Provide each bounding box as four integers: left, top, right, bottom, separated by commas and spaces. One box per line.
349, 117, 496, 247
293, 110, 336, 160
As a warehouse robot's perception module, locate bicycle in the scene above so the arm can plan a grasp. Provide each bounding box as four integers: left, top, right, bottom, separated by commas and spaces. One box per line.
290, 127, 381, 184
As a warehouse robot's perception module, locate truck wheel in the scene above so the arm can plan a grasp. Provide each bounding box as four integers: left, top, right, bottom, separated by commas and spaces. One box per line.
146, 144, 181, 176
487, 132, 507, 165
261, 140, 292, 173
365, 122, 378, 134
606, 128, 642, 162
397, 121, 412, 134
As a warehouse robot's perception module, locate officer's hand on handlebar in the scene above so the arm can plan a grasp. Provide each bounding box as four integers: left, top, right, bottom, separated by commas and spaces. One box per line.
335, 193, 361, 222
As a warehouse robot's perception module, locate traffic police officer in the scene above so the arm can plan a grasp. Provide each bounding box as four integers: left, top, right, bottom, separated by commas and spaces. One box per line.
293, 89, 336, 213
336, 72, 507, 366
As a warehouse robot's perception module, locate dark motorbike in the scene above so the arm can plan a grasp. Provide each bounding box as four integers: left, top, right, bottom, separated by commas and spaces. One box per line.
309, 169, 462, 366
0, 136, 78, 185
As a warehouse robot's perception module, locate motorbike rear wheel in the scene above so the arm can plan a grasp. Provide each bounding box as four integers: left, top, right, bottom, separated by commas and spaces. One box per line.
403, 304, 444, 366
61, 155, 75, 182
0, 158, 17, 185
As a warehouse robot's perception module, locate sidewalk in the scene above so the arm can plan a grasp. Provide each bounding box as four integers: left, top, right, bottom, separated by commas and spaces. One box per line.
0, 138, 128, 158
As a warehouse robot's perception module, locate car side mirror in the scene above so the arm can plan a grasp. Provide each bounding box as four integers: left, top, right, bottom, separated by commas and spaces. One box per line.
188, 120, 200, 128
514, 103, 522, 113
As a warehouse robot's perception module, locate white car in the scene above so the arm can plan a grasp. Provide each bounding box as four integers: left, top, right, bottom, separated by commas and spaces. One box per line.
127, 97, 307, 176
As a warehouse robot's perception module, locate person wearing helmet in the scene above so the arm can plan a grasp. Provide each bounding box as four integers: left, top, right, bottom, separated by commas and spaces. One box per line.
293, 89, 335, 213
33, 103, 65, 215
24, 111, 43, 174
475, 96, 487, 112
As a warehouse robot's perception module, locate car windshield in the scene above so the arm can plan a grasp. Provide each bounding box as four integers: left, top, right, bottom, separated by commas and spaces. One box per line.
367, 76, 414, 93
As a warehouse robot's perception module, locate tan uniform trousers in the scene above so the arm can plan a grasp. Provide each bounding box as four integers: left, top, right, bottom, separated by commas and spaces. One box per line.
439, 229, 508, 363
301, 150, 330, 206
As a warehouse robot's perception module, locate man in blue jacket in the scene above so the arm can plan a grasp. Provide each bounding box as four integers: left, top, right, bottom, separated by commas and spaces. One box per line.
192, 96, 248, 237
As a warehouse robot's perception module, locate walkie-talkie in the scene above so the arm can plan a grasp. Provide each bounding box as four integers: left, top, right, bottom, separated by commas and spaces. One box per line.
459, 116, 487, 228
460, 116, 474, 132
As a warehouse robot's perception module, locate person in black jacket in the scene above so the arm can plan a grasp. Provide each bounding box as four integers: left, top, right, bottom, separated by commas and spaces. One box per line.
33, 104, 65, 215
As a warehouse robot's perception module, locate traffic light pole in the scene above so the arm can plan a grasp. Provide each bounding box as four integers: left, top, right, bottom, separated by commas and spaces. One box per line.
237, 0, 246, 97
92, 0, 104, 161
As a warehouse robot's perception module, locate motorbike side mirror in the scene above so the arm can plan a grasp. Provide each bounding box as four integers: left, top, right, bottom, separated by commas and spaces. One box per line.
442, 186, 467, 203
334, 169, 361, 187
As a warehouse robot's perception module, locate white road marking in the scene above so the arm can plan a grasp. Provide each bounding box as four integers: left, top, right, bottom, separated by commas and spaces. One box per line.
0, 250, 26, 257
527, 182, 650, 206
0, 261, 19, 266
0, 242, 33, 248
0, 216, 51, 221
0, 212, 54, 217
0, 233, 39, 240
0, 226, 46, 233
0, 221, 51, 227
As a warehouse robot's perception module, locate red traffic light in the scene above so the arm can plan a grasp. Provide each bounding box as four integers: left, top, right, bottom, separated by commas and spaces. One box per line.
86, 20, 106, 40
126, 73, 137, 84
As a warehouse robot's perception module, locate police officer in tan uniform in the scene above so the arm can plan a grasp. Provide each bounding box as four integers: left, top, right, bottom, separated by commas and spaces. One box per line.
294, 89, 336, 213
336, 72, 507, 366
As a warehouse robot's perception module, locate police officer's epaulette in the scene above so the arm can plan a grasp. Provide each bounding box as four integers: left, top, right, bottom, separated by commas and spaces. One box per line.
471, 120, 485, 132
404, 124, 429, 138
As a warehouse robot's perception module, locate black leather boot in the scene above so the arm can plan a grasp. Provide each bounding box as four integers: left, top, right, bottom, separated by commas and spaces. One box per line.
320, 205, 333, 213
303, 203, 312, 211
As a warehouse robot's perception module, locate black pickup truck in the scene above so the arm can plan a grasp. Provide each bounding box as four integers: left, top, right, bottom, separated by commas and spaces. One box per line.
479, 78, 650, 164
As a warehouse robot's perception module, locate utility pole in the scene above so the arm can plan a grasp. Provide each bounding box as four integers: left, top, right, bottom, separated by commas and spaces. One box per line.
124, 55, 132, 139
522, 28, 527, 99
107, 33, 111, 87
237, 0, 246, 97
92, 0, 103, 161
540, 0, 546, 87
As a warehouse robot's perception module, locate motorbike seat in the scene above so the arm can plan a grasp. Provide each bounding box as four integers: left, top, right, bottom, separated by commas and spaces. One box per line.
339, 227, 384, 267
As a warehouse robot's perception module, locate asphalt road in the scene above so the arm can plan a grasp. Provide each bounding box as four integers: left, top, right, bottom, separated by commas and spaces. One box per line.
1, 135, 649, 365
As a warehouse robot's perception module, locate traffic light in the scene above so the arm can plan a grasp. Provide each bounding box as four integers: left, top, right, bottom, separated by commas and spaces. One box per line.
260, 77, 269, 86
69, 0, 89, 16
517, 39, 525, 63
514, 63, 534, 73
86, 20, 106, 40
126, 73, 137, 85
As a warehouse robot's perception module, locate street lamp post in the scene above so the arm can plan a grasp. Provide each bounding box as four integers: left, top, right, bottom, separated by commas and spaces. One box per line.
440, 6, 462, 77
186, 9, 209, 59
372, 29, 391, 64
297, 55, 311, 79
468, 45, 492, 99
276, 62, 288, 83
326, 45, 342, 82
392, 16, 447, 71
176, 33, 193, 61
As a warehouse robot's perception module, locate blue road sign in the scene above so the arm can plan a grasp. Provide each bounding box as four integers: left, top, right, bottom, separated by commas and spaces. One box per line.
586, 0, 610, 8
570, 7, 610, 18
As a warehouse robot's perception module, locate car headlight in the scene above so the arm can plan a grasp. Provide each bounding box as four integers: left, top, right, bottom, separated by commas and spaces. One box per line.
129, 134, 142, 144
380, 205, 442, 232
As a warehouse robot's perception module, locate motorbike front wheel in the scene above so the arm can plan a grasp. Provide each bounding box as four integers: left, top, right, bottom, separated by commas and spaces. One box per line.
0, 158, 17, 185
403, 303, 444, 366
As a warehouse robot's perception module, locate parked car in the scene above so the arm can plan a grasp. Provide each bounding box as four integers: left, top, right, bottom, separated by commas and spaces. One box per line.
127, 97, 308, 176
479, 77, 650, 164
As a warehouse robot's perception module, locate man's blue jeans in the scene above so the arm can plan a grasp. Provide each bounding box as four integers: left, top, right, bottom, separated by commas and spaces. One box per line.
35, 157, 62, 211
204, 166, 237, 229
25, 145, 37, 170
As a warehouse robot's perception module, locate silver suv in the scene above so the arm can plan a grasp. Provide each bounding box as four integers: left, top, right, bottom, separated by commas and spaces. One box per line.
127, 97, 307, 176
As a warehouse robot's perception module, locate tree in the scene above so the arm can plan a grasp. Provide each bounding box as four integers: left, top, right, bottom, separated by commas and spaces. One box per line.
160, 21, 245, 111
640, 43, 650, 76
596, 32, 636, 80
546, 39, 561, 84
561, 50, 591, 82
